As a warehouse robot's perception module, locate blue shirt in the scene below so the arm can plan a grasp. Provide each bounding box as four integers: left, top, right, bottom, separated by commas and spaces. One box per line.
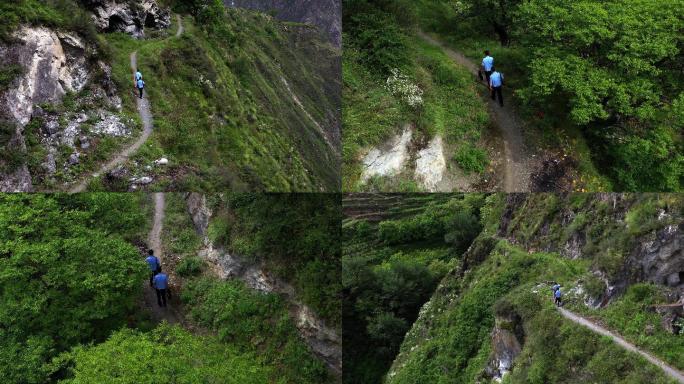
555, 289, 562, 298
145, 256, 159, 272
482, 56, 494, 71
153, 273, 168, 289
137, 79, 145, 89
490, 72, 504, 87
135, 71, 142, 81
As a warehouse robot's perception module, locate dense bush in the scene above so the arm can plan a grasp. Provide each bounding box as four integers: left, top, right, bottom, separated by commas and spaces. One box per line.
181, 277, 331, 384
176, 256, 204, 277
59, 323, 272, 383
0, 194, 147, 383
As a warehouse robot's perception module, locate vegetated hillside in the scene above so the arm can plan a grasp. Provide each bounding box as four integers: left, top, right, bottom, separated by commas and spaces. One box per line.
342, 193, 485, 383
343, 1, 493, 192
225, 0, 341, 47
182, 192, 343, 376
0, 193, 341, 383
410, 0, 684, 191
386, 193, 684, 383
0, 0, 340, 192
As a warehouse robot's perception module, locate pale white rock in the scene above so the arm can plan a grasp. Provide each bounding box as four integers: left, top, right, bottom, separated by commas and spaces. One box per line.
154, 157, 169, 166
414, 135, 446, 192
361, 127, 412, 183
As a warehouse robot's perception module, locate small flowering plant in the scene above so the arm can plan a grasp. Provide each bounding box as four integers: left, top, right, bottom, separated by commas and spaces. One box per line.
385, 68, 424, 108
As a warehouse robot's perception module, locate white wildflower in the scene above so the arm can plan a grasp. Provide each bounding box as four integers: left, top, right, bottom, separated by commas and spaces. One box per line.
385, 68, 424, 108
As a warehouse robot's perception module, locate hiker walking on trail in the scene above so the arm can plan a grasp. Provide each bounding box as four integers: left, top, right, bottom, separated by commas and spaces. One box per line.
136, 77, 145, 99
481, 50, 494, 84
489, 67, 504, 107
135, 69, 143, 82
145, 249, 160, 287
153, 267, 169, 307
554, 286, 563, 307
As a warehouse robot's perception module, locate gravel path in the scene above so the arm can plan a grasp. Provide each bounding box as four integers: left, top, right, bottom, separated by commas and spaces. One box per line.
69, 16, 184, 193
559, 307, 684, 383
417, 31, 532, 192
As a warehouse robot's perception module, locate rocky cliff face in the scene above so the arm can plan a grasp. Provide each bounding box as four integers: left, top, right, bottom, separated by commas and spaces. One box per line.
225, 0, 341, 47
185, 193, 342, 375
0, 24, 131, 191
82, 0, 170, 38
497, 194, 684, 304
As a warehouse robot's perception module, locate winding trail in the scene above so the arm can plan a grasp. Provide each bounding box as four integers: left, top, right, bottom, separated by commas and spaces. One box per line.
417, 31, 532, 192
69, 16, 184, 193
559, 307, 684, 383
142, 193, 182, 324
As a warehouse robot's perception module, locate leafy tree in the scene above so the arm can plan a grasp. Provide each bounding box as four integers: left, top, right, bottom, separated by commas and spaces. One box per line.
0, 194, 147, 382
59, 323, 272, 383
515, 0, 684, 125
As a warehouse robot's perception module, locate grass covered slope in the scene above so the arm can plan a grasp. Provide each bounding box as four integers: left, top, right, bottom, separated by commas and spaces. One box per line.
343, 1, 491, 191
385, 193, 684, 383
342, 194, 485, 384
1, 0, 340, 192
93, 5, 340, 192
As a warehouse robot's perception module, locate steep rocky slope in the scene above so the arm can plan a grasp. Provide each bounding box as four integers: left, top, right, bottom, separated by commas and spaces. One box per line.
185, 193, 342, 374
0, 0, 340, 191
225, 0, 341, 46
386, 194, 684, 383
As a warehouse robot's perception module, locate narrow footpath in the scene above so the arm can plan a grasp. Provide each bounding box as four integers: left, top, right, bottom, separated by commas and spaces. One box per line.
142, 193, 182, 324
559, 307, 684, 383
417, 31, 532, 192
69, 16, 184, 193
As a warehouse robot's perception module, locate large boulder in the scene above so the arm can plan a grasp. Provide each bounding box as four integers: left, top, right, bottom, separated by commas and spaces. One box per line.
83, 0, 170, 38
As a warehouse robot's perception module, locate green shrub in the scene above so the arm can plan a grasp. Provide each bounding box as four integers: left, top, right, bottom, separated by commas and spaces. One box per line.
454, 146, 488, 174
176, 256, 205, 277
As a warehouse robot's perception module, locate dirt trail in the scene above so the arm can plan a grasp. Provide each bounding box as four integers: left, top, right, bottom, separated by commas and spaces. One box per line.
417, 31, 532, 192
559, 307, 684, 383
69, 16, 184, 193
142, 193, 182, 324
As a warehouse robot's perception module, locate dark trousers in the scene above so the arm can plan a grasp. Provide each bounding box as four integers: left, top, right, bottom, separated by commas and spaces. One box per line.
156, 288, 167, 307
149, 272, 155, 287
555, 297, 562, 307
138, 87, 144, 98
484, 70, 492, 84
491, 86, 503, 106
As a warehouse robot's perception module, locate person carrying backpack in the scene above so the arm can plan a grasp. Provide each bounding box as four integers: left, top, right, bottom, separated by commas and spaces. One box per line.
153, 267, 169, 307
489, 67, 504, 107
481, 50, 494, 84
554, 287, 562, 307
136, 77, 145, 99
145, 249, 160, 287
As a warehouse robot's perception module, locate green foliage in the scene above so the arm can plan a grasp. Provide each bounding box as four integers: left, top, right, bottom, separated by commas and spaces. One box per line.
176, 256, 204, 277
181, 277, 331, 384
0, 64, 23, 91
211, 193, 341, 325
454, 146, 487, 174
59, 323, 272, 383
0, 194, 147, 383
343, 194, 485, 384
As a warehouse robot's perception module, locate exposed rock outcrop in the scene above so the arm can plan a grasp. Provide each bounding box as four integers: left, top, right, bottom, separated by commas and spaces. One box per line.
485, 313, 524, 382
224, 0, 341, 47
185, 193, 342, 375
82, 0, 170, 38
361, 127, 412, 183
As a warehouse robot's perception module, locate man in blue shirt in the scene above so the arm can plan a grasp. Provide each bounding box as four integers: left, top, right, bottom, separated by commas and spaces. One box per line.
554, 287, 562, 307
136, 78, 145, 99
153, 268, 169, 307
489, 67, 504, 107
135, 69, 142, 82
481, 50, 494, 84
145, 249, 160, 287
